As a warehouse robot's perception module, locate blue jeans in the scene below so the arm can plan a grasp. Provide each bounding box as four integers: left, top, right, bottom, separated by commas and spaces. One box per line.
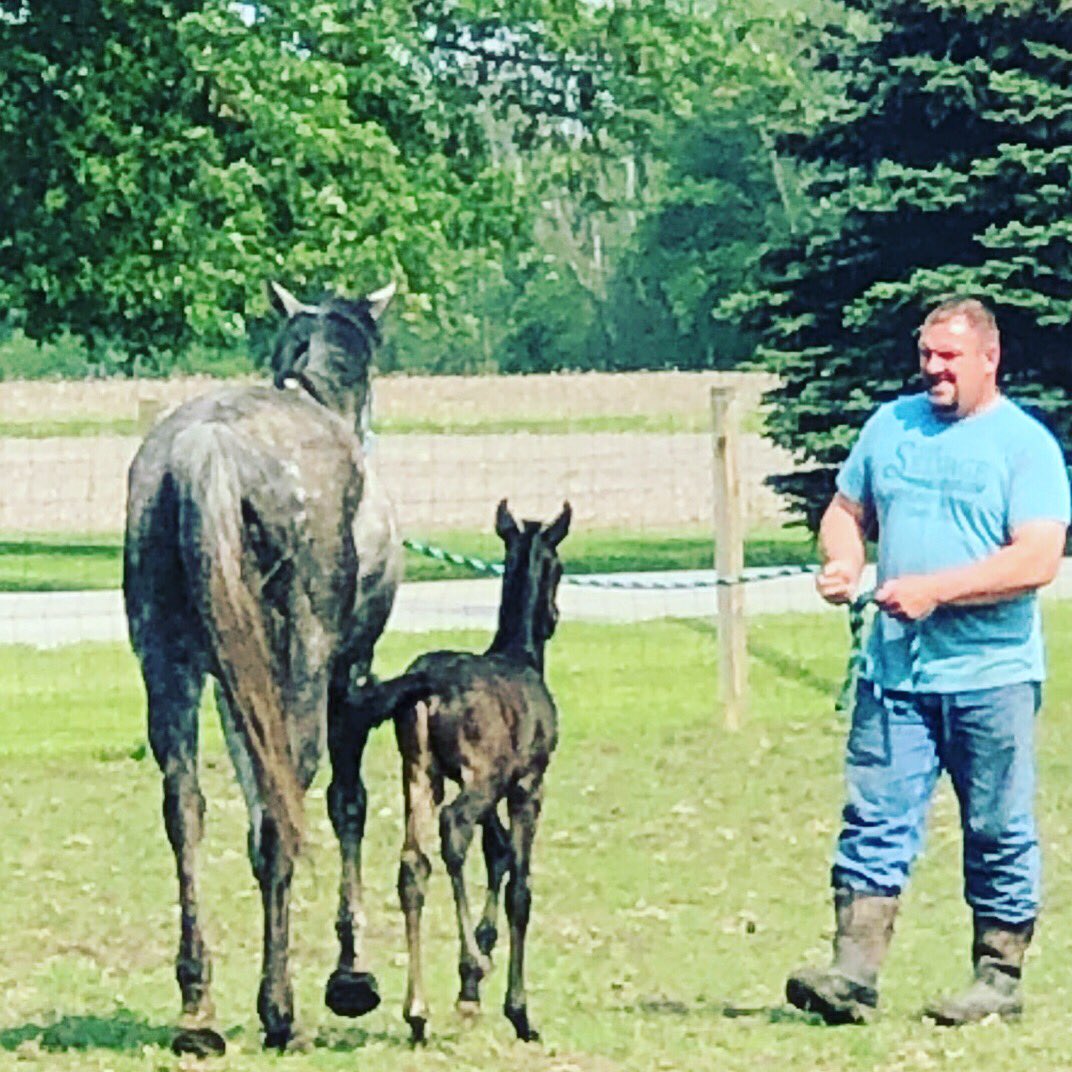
832, 680, 1041, 924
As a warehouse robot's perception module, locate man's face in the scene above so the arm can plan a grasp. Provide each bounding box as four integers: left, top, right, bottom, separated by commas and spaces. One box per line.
917, 314, 998, 418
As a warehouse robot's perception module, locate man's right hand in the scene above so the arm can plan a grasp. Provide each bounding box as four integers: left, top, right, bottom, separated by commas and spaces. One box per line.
816, 560, 858, 605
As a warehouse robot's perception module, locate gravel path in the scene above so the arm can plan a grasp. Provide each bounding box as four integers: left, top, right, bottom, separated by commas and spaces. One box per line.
0, 568, 839, 649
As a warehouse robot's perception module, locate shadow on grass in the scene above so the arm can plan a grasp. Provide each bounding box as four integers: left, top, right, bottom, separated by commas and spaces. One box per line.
0, 1012, 172, 1052
628, 995, 816, 1025
672, 617, 840, 700
312, 1026, 417, 1050
0, 1014, 406, 1055
0, 539, 121, 558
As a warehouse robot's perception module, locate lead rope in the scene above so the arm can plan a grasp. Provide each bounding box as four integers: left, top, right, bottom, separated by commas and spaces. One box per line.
835, 589, 874, 713
835, 590, 924, 712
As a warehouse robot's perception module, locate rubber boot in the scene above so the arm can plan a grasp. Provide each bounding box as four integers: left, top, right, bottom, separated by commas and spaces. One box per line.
786, 888, 899, 1024
924, 918, 1033, 1026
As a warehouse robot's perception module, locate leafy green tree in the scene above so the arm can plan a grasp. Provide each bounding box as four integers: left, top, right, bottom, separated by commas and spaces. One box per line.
604, 116, 799, 371
0, 0, 527, 369
490, 0, 841, 374
0, 0, 845, 376
729, 0, 1072, 528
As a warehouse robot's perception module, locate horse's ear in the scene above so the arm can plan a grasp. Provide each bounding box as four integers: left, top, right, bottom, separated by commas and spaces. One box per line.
544, 501, 571, 548
366, 281, 396, 320
495, 499, 520, 542
267, 281, 313, 319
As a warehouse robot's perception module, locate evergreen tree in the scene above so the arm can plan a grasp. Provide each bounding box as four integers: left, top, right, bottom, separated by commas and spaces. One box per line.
730, 0, 1072, 529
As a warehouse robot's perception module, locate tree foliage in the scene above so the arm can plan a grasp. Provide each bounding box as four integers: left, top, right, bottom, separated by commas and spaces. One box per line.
0, 0, 834, 375
729, 0, 1072, 528
402, 0, 837, 374
0, 0, 527, 368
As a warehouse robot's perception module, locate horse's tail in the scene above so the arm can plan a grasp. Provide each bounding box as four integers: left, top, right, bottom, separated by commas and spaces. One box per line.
171, 424, 305, 859
345, 671, 437, 731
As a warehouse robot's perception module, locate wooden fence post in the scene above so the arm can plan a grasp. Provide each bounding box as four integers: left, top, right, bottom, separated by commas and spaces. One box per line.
710, 386, 748, 729
137, 396, 163, 436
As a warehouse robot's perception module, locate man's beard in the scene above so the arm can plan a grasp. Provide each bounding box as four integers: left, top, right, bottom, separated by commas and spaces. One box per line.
925, 376, 958, 413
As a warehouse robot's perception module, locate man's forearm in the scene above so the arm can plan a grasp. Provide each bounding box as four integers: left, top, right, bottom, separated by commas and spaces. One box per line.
819, 498, 867, 576
933, 537, 1063, 607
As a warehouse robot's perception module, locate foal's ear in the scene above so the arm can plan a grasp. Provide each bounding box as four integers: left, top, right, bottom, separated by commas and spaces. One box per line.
266, 281, 314, 319
544, 501, 572, 548
366, 281, 396, 320
495, 499, 520, 541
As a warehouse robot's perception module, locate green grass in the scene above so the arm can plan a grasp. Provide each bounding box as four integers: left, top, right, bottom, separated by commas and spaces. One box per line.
0, 418, 142, 439
0, 410, 767, 438
0, 527, 816, 592
0, 535, 125, 592
4, 607, 1072, 1069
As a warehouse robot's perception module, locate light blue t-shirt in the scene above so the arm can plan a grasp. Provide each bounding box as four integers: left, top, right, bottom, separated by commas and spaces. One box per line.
838, 393, 1070, 692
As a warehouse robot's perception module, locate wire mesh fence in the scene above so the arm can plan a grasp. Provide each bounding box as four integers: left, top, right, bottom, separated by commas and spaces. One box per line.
5, 368, 1072, 743
0, 369, 814, 573
0, 368, 829, 747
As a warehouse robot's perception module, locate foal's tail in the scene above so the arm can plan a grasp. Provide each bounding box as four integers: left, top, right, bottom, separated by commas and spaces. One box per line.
345, 671, 437, 731
171, 424, 305, 859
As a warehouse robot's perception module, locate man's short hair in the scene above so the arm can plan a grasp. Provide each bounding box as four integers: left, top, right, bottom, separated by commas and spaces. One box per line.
921, 297, 1000, 348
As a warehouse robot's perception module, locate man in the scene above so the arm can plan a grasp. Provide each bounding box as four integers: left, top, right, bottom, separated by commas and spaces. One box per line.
786, 297, 1070, 1026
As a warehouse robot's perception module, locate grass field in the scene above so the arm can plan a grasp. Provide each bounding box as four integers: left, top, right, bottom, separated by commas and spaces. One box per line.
5, 607, 1072, 1070
0, 527, 817, 592
0, 411, 769, 439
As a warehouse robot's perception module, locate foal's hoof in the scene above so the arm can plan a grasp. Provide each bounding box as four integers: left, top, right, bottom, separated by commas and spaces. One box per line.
325, 969, 381, 1018
405, 1014, 428, 1045
475, 920, 498, 957
456, 999, 482, 1023
505, 1004, 540, 1043
172, 1026, 227, 1058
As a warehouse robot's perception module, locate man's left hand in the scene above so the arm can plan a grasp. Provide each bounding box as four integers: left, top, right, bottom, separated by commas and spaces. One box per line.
874, 575, 940, 621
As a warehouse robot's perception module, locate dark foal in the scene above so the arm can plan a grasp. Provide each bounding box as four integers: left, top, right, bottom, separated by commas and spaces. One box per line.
348, 499, 570, 1043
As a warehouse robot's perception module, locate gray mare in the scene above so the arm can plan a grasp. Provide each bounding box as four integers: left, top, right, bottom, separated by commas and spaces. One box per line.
123, 282, 401, 1055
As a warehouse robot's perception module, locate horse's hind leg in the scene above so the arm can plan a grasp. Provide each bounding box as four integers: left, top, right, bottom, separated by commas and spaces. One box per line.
440, 787, 496, 1016
217, 682, 319, 1051
325, 683, 381, 1018
253, 810, 300, 1050
475, 811, 512, 958
145, 658, 225, 1058
503, 782, 544, 1043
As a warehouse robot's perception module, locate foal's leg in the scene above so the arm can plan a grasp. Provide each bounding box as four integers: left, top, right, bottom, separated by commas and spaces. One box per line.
440, 788, 496, 1013
146, 660, 226, 1058
475, 811, 512, 958
325, 678, 381, 1018
504, 782, 544, 1042
396, 709, 439, 1043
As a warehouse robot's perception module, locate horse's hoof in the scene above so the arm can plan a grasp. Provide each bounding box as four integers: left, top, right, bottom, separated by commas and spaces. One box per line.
505, 1004, 540, 1043
264, 1028, 311, 1053
263, 1024, 295, 1051
475, 920, 498, 956
172, 1026, 227, 1058
326, 969, 381, 1018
